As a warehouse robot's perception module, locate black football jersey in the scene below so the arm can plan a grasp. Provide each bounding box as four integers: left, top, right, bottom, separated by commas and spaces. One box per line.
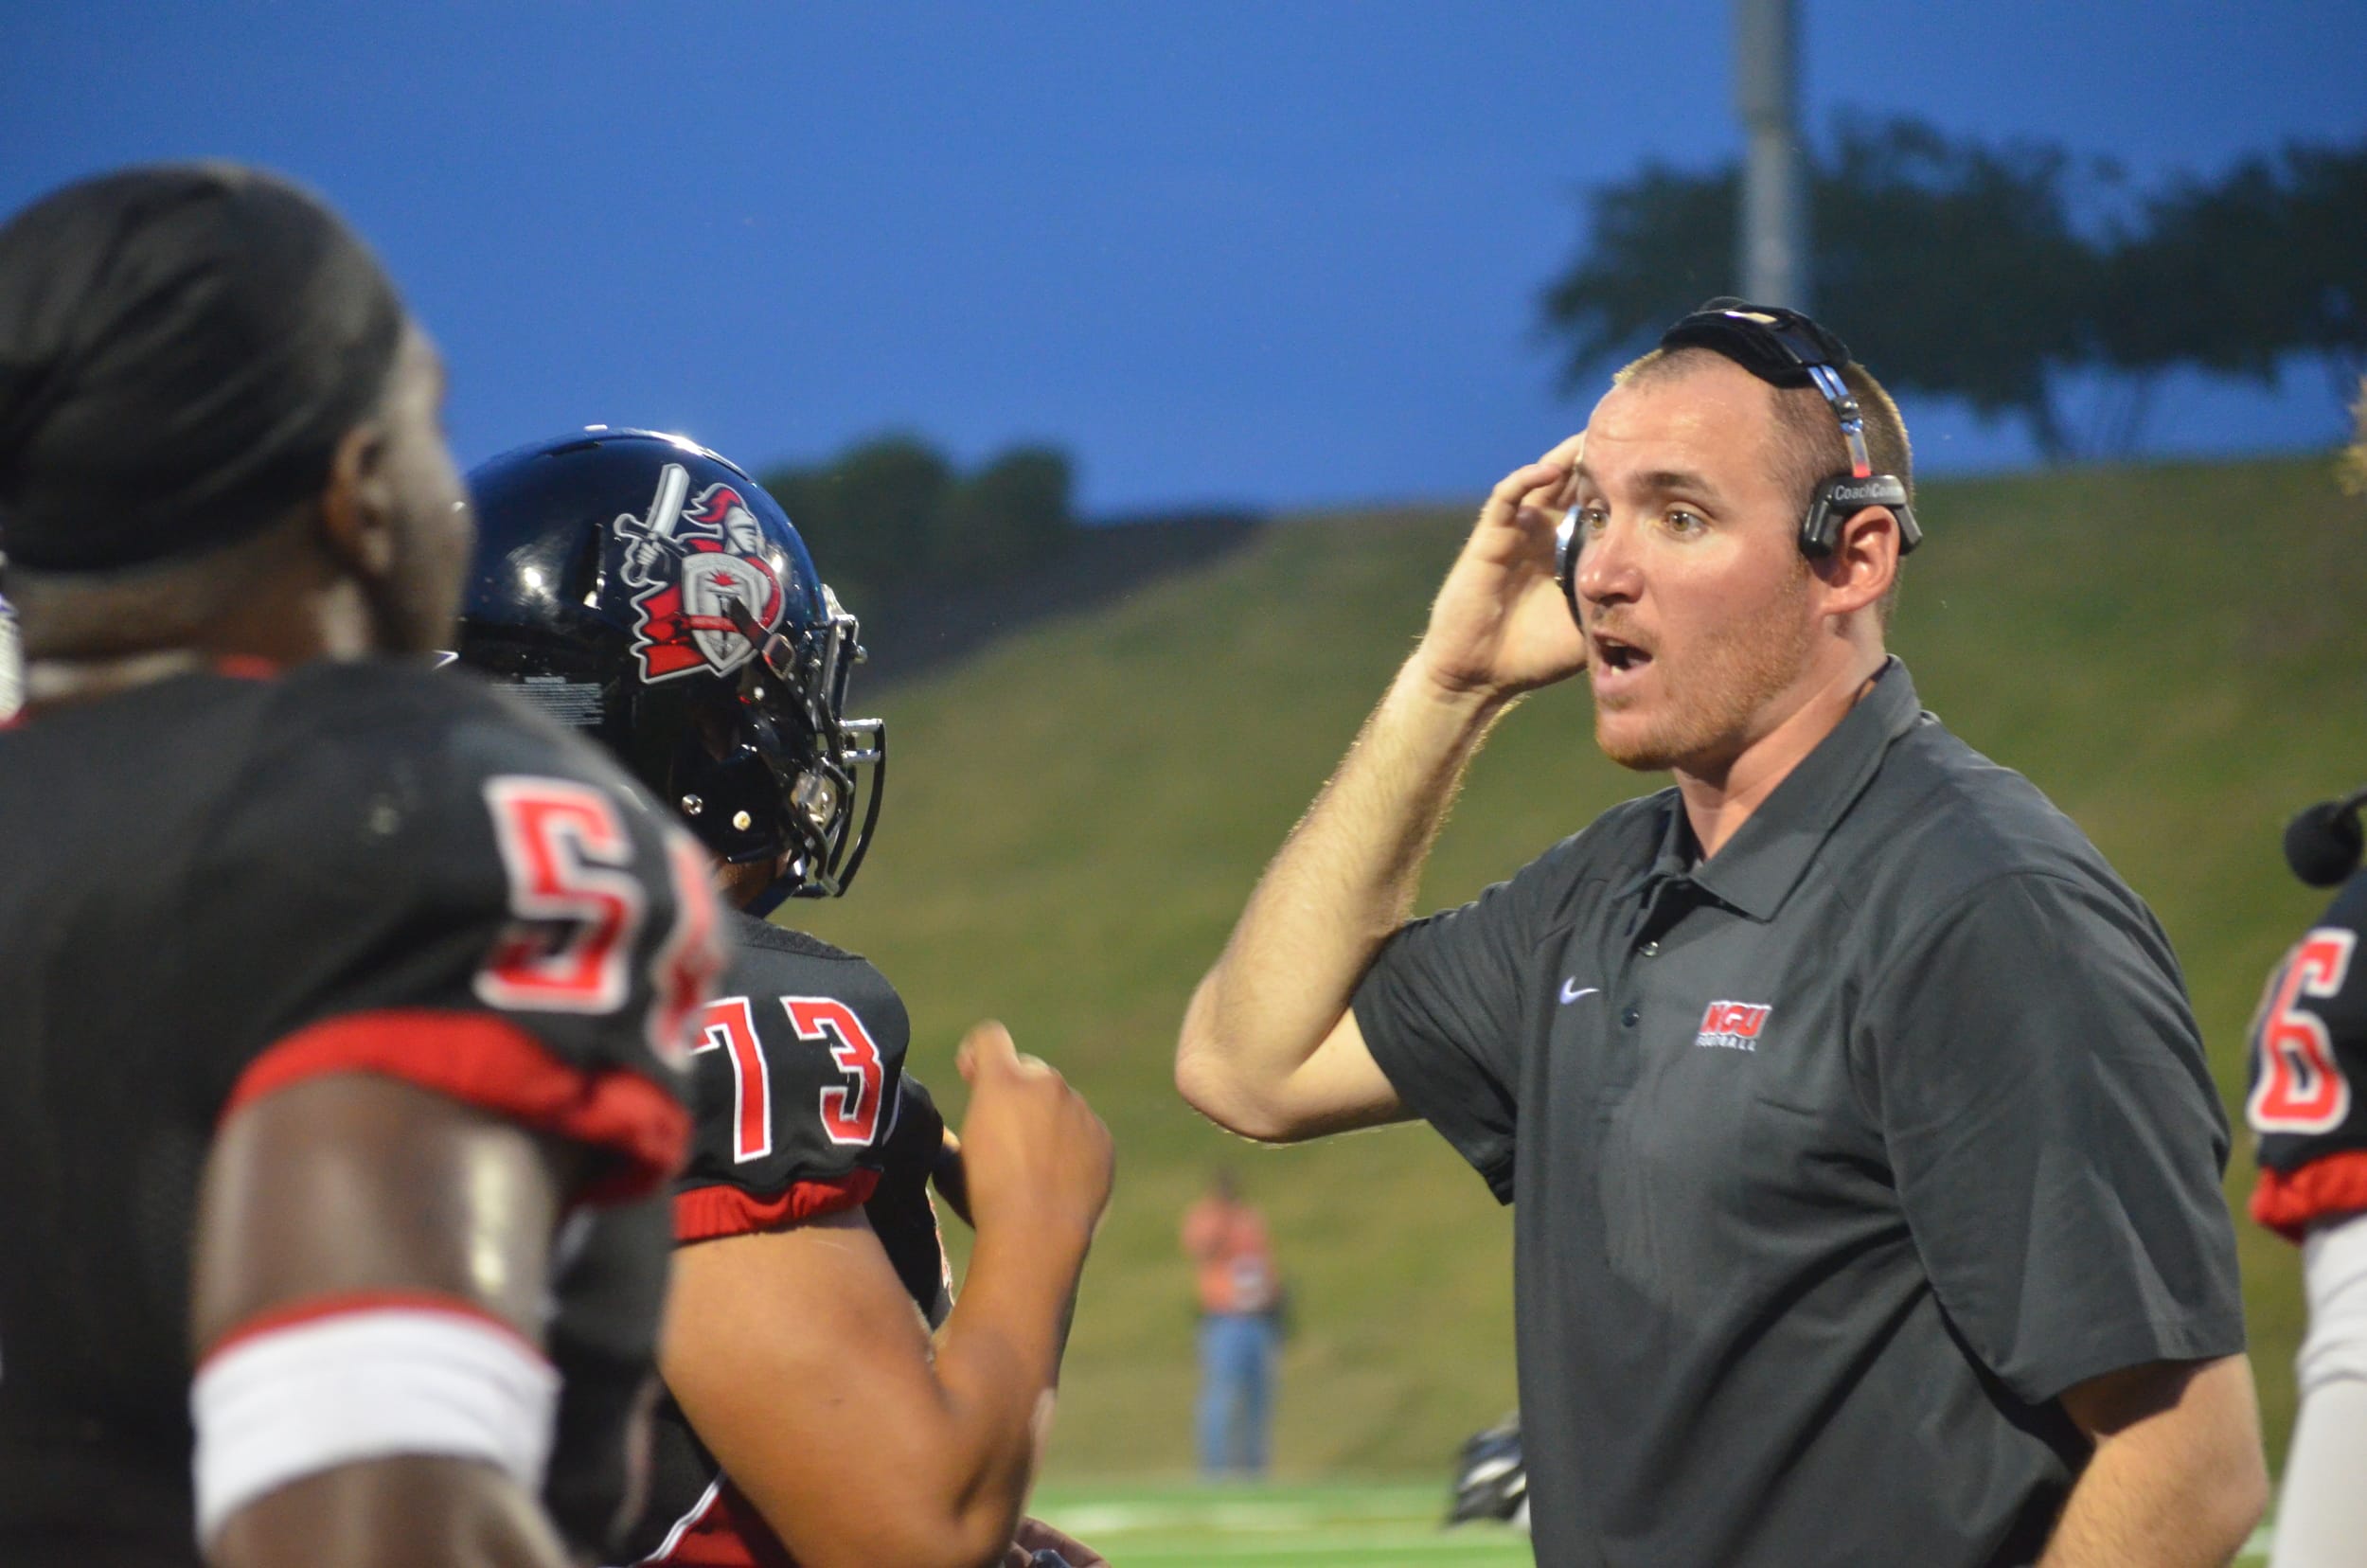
2250, 867, 2367, 1240
0, 661, 714, 1566
630, 914, 958, 1567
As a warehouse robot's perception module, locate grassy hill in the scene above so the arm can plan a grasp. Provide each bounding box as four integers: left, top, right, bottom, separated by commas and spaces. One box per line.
792, 453, 2366, 1483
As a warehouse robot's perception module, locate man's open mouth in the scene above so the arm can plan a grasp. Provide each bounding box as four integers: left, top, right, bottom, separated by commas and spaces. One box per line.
1592, 633, 1652, 673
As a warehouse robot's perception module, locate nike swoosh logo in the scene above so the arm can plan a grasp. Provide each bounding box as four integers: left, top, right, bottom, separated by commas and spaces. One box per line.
1559, 982, 1600, 1005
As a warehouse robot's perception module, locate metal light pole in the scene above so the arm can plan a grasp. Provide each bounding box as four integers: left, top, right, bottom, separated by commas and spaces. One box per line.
1735, 0, 1807, 309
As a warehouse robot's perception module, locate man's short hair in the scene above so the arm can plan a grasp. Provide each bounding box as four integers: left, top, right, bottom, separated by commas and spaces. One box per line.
1616, 346, 1913, 515
1615, 345, 1913, 617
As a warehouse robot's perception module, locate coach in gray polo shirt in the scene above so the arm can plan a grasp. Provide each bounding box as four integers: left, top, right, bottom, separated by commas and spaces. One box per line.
1176, 303, 2266, 1566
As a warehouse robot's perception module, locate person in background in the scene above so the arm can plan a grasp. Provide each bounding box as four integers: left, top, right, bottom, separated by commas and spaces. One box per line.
1183, 1168, 1282, 1479
2252, 382, 2367, 1568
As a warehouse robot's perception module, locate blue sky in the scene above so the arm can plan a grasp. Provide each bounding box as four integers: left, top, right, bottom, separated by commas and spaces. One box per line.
3, 3, 2361, 514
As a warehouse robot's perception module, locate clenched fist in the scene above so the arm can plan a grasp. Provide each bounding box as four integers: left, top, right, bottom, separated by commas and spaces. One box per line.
955, 1022, 1115, 1257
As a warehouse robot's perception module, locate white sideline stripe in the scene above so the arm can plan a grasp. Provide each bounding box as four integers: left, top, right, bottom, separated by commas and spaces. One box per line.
1050, 1503, 1334, 1534
1096, 1533, 1524, 1559
1044, 1502, 2275, 1559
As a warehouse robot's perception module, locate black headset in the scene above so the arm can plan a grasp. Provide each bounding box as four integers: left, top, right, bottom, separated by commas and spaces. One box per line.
1556, 298, 1922, 610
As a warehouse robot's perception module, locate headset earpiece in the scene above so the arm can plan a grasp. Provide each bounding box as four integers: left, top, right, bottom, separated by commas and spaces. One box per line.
1656, 300, 1926, 564
1799, 474, 1921, 559
1556, 506, 1582, 618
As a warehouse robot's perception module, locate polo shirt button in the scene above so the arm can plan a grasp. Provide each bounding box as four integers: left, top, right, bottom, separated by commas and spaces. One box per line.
1621, 1007, 1640, 1027
1640, 940, 1661, 956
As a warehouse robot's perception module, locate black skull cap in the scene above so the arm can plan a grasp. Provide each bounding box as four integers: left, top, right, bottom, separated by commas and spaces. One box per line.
0, 162, 406, 573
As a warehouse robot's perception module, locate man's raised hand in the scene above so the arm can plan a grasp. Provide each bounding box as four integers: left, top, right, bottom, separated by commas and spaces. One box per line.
1413, 434, 1588, 702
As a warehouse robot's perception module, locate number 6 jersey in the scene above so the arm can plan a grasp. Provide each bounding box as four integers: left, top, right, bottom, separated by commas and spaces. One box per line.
2250, 867, 2367, 1239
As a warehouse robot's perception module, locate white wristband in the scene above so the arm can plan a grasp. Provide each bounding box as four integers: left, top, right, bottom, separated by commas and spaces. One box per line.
191, 1295, 559, 1547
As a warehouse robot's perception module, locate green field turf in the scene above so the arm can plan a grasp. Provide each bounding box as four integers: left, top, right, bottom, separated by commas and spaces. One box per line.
792, 452, 2367, 1486
1029, 1481, 1538, 1566
1025, 1480, 2275, 1565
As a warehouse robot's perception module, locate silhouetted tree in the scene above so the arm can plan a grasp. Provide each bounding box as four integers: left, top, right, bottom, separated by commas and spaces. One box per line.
936, 446, 1074, 578
1542, 116, 2105, 461
1539, 161, 1736, 388
761, 435, 1077, 603
1817, 119, 2098, 461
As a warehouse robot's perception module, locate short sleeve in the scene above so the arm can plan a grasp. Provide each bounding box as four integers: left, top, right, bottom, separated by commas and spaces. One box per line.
865, 1073, 955, 1327
187, 690, 717, 1201
673, 938, 911, 1242
1353, 869, 1543, 1203
1867, 870, 2246, 1402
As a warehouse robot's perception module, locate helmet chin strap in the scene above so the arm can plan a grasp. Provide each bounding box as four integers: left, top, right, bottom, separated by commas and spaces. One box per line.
716, 850, 792, 918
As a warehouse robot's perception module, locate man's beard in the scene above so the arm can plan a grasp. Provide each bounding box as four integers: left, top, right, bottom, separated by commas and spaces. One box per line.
1592, 572, 1820, 775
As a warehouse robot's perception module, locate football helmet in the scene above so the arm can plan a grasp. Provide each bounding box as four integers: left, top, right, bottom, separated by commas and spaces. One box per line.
458, 428, 883, 913
0, 594, 20, 721
1445, 1413, 1529, 1535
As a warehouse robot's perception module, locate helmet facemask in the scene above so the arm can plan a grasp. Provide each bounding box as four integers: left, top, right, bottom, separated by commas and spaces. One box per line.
666, 590, 883, 914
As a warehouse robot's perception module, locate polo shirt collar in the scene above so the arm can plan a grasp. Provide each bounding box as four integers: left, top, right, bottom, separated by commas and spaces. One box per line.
1636, 658, 1923, 922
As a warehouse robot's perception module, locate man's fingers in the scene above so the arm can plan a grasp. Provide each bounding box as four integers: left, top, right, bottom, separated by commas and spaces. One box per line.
1538, 432, 1586, 509
1484, 436, 1583, 524
1485, 458, 1573, 521
956, 1020, 1016, 1084
1538, 431, 1585, 470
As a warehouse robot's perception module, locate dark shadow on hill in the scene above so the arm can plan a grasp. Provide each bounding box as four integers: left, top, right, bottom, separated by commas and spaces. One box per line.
850, 510, 1264, 686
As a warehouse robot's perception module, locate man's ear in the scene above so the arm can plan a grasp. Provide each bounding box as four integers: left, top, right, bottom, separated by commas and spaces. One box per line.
314, 419, 397, 579
1816, 505, 1901, 617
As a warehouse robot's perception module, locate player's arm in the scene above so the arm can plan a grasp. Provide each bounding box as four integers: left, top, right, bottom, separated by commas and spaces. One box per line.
2037, 1355, 2268, 1568
190, 1075, 586, 1568
1175, 439, 1584, 1141
2267, 1211, 2367, 1568
664, 1024, 1111, 1568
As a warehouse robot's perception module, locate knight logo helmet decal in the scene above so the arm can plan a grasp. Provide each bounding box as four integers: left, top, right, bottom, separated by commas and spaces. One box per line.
615, 462, 788, 683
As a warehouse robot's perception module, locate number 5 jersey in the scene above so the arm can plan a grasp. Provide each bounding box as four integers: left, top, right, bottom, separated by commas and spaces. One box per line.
0, 661, 718, 1567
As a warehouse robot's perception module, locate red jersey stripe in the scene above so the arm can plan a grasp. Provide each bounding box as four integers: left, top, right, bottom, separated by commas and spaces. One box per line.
674, 1169, 881, 1243
2253, 1150, 2367, 1242
222, 1008, 688, 1201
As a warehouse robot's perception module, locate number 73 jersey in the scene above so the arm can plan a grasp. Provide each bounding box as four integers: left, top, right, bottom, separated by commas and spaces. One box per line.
2249, 870, 2367, 1241
673, 910, 912, 1242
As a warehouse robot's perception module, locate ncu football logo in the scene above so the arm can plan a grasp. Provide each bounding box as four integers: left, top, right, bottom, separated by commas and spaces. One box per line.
1695, 1000, 1772, 1052
615, 462, 787, 683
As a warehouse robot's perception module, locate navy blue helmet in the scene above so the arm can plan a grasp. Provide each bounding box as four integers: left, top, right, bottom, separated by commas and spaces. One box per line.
459, 428, 883, 912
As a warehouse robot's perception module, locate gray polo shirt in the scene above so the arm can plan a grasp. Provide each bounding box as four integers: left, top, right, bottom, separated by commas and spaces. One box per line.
1354, 659, 2243, 1568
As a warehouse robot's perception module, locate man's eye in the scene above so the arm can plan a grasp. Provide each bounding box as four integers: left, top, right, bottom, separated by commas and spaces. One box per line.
1578, 507, 1610, 532
1666, 508, 1706, 535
